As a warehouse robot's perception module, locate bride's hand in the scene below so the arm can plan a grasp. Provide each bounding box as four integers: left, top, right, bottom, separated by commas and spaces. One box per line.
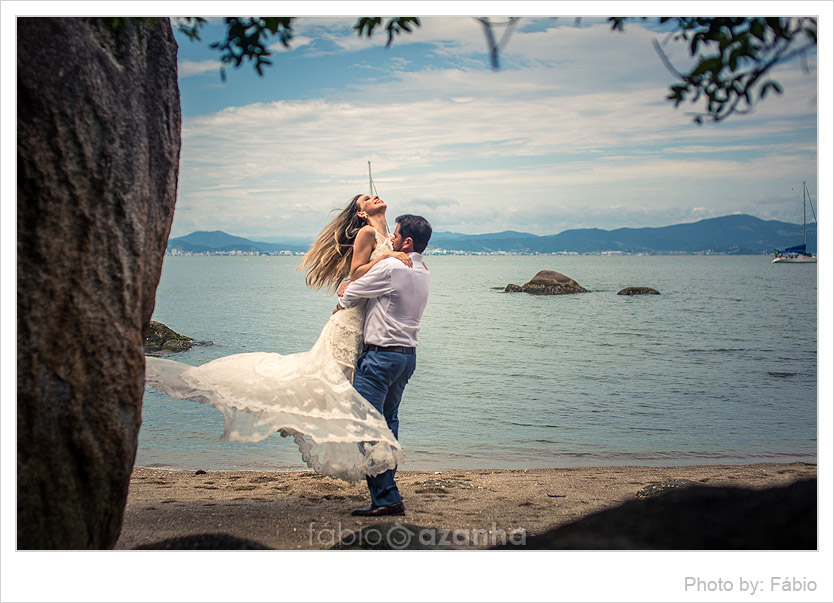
383, 251, 412, 268
336, 281, 350, 297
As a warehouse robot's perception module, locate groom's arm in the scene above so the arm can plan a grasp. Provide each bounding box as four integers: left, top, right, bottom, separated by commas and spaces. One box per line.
337, 260, 394, 310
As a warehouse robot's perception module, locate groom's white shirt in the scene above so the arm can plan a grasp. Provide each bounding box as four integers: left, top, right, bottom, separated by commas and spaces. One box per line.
339, 252, 430, 348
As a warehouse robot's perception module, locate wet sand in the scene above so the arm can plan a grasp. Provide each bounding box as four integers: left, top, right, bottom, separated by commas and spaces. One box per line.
115, 462, 816, 550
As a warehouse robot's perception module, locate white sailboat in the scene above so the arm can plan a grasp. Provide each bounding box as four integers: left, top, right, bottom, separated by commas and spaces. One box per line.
773, 182, 817, 263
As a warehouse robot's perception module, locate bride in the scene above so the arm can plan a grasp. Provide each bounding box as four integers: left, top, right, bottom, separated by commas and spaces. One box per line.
144, 194, 414, 482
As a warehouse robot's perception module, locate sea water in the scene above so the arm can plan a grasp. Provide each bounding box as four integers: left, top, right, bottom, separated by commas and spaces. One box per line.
138, 254, 817, 470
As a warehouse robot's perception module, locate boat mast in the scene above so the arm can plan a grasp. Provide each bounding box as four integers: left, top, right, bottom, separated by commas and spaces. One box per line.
803, 180, 806, 248
368, 161, 378, 196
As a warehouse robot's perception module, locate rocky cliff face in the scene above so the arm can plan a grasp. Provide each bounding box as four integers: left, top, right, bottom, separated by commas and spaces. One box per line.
17, 18, 180, 549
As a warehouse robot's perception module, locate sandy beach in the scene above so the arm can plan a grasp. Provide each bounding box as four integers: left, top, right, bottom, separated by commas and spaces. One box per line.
115, 462, 816, 550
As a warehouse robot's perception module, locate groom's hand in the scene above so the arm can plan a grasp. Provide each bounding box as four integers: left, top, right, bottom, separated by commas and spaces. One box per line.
333, 303, 344, 315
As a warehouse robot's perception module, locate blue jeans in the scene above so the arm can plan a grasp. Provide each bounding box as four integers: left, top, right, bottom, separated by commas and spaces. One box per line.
353, 349, 416, 506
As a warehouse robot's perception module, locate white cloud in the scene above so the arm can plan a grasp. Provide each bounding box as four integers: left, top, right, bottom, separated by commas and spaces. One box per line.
178, 59, 222, 78
269, 36, 313, 52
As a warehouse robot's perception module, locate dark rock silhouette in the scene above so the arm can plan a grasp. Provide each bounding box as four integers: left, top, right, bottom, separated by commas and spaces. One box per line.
145, 320, 194, 352
332, 522, 472, 550
618, 286, 660, 295
135, 533, 271, 550
635, 479, 700, 498
17, 18, 180, 549
505, 270, 588, 295
495, 478, 816, 550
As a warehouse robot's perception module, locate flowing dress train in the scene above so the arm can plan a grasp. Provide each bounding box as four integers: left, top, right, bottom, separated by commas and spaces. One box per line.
144, 231, 402, 482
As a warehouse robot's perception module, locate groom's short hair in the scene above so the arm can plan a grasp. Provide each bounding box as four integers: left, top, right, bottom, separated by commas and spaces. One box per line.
396, 215, 432, 253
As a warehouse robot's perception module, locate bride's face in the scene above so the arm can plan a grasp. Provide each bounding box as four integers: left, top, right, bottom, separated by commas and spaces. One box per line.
356, 194, 386, 219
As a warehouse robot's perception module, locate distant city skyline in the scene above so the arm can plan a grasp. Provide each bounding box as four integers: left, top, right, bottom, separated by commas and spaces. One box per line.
171, 14, 819, 240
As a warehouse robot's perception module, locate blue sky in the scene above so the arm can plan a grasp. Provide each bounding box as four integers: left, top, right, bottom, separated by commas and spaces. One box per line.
170, 13, 820, 240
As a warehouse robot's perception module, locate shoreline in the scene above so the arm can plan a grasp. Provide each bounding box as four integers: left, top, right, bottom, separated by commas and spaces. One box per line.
116, 461, 817, 550
133, 455, 819, 473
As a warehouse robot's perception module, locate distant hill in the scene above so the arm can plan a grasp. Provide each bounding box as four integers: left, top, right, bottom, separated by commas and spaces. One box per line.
430, 214, 817, 255
167, 230, 308, 254
430, 230, 541, 252
167, 214, 817, 255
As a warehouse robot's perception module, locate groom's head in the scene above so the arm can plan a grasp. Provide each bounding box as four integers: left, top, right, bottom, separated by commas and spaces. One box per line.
393, 215, 432, 253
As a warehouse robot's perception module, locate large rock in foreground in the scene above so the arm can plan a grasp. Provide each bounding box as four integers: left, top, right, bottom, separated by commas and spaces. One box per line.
505, 270, 588, 295
333, 522, 474, 550
495, 478, 815, 550
135, 533, 271, 550
17, 18, 180, 549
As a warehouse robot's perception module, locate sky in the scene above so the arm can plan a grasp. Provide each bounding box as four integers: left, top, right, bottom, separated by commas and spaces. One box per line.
170, 12, 821, 240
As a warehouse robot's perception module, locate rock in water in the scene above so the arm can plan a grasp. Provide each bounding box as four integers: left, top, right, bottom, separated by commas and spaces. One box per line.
505, 270, 588, 295
618, 286, 660, 295
145, 320, 194, 352
17, 18, 180, 549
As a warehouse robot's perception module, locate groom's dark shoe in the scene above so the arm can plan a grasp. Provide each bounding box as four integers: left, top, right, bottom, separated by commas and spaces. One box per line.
351, 501, 405, 517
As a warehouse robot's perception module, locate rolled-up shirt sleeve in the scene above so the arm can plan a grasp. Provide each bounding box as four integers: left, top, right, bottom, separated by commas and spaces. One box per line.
339, 261, 394, 309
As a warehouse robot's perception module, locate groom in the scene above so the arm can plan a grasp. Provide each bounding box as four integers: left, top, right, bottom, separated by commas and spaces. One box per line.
336, 214, 432, 516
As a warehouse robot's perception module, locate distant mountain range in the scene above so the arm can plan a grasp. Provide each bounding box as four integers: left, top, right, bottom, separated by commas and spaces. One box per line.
431, 214, 818, 254
167, 231, 309, 254
167, 214, 818, 256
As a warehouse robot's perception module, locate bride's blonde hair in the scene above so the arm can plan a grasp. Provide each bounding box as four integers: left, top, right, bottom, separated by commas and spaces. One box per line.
299, 194, 367, 292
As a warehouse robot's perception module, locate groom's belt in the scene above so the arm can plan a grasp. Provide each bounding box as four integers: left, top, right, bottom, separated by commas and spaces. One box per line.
364, 344, 415, 354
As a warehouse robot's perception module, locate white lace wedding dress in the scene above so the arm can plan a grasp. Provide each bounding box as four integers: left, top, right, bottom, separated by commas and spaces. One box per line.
144, 231, 403, 482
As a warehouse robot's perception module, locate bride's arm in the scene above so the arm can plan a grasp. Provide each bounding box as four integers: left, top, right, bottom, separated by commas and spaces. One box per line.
335, 226, 378, 301
335, 227, 413, 302
348, 226, 411, 283
348, 226, 377, 282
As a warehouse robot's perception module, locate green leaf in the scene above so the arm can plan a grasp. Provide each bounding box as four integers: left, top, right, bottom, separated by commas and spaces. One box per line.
608, 17, 627, 31
690, 32, 704, 55
354, 17, 382, 38
758, 80, 784, 98
691, 57, 722, 77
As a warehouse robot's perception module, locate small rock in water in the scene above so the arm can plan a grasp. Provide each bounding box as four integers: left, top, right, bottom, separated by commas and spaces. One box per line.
617, 286, 660, 296
195, 469, 207, 475
144, 320, 194, 352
